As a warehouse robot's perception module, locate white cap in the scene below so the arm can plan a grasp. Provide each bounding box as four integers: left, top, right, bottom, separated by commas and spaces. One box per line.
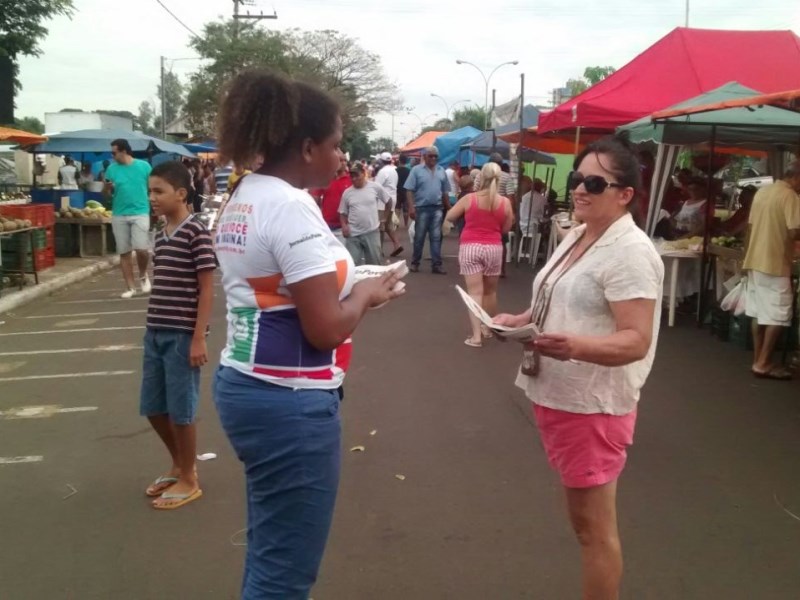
379, 151, 393, 162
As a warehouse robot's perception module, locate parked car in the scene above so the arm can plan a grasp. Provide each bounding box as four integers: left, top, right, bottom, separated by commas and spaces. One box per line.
716, 165, 773, 206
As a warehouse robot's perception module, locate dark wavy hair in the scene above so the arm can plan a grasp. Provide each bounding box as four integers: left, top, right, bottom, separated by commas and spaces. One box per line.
216, 69, 340, 169
573, 133, 643, 222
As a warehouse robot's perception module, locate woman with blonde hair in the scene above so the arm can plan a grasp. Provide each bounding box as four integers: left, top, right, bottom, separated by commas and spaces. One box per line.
445, 161, 514, 347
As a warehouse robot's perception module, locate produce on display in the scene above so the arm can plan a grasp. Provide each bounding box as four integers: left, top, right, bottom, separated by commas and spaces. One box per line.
711, 236, 740, 248
56, 205, 112, 221
659, 236, 704, 252
0, 216, 33, 232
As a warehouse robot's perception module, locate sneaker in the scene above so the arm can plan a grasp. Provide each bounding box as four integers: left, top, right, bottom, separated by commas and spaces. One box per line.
120, 288, 136, 299
432, 267, 447, 275
140, 276, 152, 294
409, 264, 419, 273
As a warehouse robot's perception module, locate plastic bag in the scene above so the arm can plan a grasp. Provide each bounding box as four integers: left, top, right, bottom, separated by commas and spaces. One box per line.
407, 220, 415, 244
720, 275, 747, 315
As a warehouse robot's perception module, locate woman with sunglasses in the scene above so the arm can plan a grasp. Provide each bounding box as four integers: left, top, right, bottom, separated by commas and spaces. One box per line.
495, 135, 664, 600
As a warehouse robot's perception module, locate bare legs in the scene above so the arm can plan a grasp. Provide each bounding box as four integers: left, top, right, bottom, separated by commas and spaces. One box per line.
483, 275, 500, 317
751, 320, 785, 373
148, 415, 199, 507
565, 481, 623, 600
464, 273, 484, 344
119, 249, 150, 291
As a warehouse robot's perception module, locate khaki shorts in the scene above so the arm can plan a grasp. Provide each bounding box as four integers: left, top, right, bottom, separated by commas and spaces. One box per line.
745, 270, 793, 326
112, 215, 150, 254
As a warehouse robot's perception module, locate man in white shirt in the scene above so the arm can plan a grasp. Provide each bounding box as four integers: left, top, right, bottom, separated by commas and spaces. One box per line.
58, 157, 79, 190
339, 164, 391, 265
374, 152, 403, 257
519, 178, 547, 234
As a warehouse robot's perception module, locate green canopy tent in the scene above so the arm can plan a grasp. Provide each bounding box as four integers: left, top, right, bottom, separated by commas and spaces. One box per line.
619, 82, 800, 236
619, 81, 800, 326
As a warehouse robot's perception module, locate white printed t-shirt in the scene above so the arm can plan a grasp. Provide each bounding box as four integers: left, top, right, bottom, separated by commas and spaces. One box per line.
215, 174, 356, 390
515, 213, 664, 416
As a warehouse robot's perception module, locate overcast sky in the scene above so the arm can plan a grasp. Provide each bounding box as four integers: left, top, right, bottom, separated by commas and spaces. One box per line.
16, 0, 800, 145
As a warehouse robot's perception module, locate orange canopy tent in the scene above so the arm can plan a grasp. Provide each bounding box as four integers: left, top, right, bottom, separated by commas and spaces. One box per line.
0, 126, 47, 145
399, 131, 447, 154
498, 126, 605, 154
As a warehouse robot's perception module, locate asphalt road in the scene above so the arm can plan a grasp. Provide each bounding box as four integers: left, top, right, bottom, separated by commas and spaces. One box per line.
1, 237, 799, 599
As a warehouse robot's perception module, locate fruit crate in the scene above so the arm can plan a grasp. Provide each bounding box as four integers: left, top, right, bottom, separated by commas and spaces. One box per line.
0, 203, 56, 228
710, 306, 731, 342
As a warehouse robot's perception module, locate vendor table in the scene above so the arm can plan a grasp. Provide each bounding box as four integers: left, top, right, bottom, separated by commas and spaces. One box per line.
660, 250, 702, 327
0, 226, 44, 293
55, 218, 114, 258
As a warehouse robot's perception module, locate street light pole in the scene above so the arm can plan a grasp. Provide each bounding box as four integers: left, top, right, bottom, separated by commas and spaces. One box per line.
455, 59, 519, 129
431, 93, 471, 121
407, 111, 439, 130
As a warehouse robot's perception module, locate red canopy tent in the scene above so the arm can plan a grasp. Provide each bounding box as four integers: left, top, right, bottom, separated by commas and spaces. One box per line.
538, 27, 800, 135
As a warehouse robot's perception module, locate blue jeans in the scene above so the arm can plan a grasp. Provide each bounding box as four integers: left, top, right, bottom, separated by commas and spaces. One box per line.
213, 366, 341, 600
140, 328, 200, 425
412, 206, 443, 268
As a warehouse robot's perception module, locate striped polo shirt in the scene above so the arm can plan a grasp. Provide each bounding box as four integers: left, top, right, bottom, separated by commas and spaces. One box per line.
147, 215, 217, 332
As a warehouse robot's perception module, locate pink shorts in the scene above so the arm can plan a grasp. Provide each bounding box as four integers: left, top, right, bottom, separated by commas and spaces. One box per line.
533, 404, 637, 489
459, 243, 503, 276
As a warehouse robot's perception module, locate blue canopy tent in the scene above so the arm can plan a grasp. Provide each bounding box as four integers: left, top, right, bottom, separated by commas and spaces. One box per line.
433, 126, 482, 165
459, 133, 556, 166
24, 129, 196, 159
183, 140, 217, 154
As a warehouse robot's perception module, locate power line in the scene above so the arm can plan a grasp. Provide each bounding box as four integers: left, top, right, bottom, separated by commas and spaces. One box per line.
153, 0, 199, 38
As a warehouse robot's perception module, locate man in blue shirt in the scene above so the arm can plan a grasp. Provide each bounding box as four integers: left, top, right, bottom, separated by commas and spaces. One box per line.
404, 146, 451, 274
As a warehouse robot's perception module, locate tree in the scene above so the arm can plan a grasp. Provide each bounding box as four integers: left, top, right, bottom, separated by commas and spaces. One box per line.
14, 116, 44, 134
369, 136, 398, 156
450, 105, 488, 131
0, 0, 75, 124
566, 65, 616, 98
158, 71, 184, 128
566, 78, 589, 97
184, 21, 401, 141
583, 65, 616, 85
136, 101, 157, 135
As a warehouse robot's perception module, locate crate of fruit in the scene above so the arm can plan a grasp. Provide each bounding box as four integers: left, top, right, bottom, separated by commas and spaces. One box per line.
0, 203, 55, 228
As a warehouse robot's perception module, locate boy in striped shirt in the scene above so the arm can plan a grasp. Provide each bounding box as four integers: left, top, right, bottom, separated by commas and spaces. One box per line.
140, 161, 216, 510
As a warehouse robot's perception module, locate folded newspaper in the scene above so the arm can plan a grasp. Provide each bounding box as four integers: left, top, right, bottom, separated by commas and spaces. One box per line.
354, 260, 408, 308
455, 285, 540, 342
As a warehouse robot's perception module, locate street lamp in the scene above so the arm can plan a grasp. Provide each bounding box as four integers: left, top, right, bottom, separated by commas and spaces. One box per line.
407, 111, 439, 130
430, 93, 471, 120
455, 59, 519, 129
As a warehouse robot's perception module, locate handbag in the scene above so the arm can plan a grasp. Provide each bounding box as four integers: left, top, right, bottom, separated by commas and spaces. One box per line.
720, 275, 747, 316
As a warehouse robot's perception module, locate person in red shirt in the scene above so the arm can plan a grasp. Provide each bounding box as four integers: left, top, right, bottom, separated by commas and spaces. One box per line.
314, 158, 352, 233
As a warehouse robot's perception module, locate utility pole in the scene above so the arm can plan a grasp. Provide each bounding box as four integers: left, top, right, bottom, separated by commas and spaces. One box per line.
233, 0, 278, 39
160, 56, 167, 138
685, 0, 690, 27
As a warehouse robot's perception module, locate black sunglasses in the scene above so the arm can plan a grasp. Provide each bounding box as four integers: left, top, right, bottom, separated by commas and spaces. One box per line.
568, 171, 627, 195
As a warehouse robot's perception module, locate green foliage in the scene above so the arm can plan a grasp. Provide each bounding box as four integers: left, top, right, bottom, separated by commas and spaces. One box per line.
0, 0, 75, 122
566, 78, 589, 97
136, 101, 157, 136
450, 105, 488, 131
583, 66, 616, 85
184, 21, 400, 141
159, 71, 184, 126
369, 136, 398, 156
13, 115, 44, 134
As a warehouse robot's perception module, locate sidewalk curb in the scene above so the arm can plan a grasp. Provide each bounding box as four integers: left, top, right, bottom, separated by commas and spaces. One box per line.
0, 256, 120, 315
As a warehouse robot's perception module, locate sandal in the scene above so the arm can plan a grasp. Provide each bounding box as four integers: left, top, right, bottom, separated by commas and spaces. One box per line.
145, 475, 178, 497
152, 488, 203, 510
390, 246, 404, 258
464, 338, 482, 348
752, 367, 792, 381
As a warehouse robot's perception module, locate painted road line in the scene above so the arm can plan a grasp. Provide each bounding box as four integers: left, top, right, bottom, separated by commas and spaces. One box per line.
0, 456, 43, 465
0, 326, 144, 337
55, 318, 100, 328
0, 370, 135, 383
57, 406, 99, 414
0, 405, 99, 419
57, 298, 149, 305
25, 310, 146, 319
0, 344, 141, 357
